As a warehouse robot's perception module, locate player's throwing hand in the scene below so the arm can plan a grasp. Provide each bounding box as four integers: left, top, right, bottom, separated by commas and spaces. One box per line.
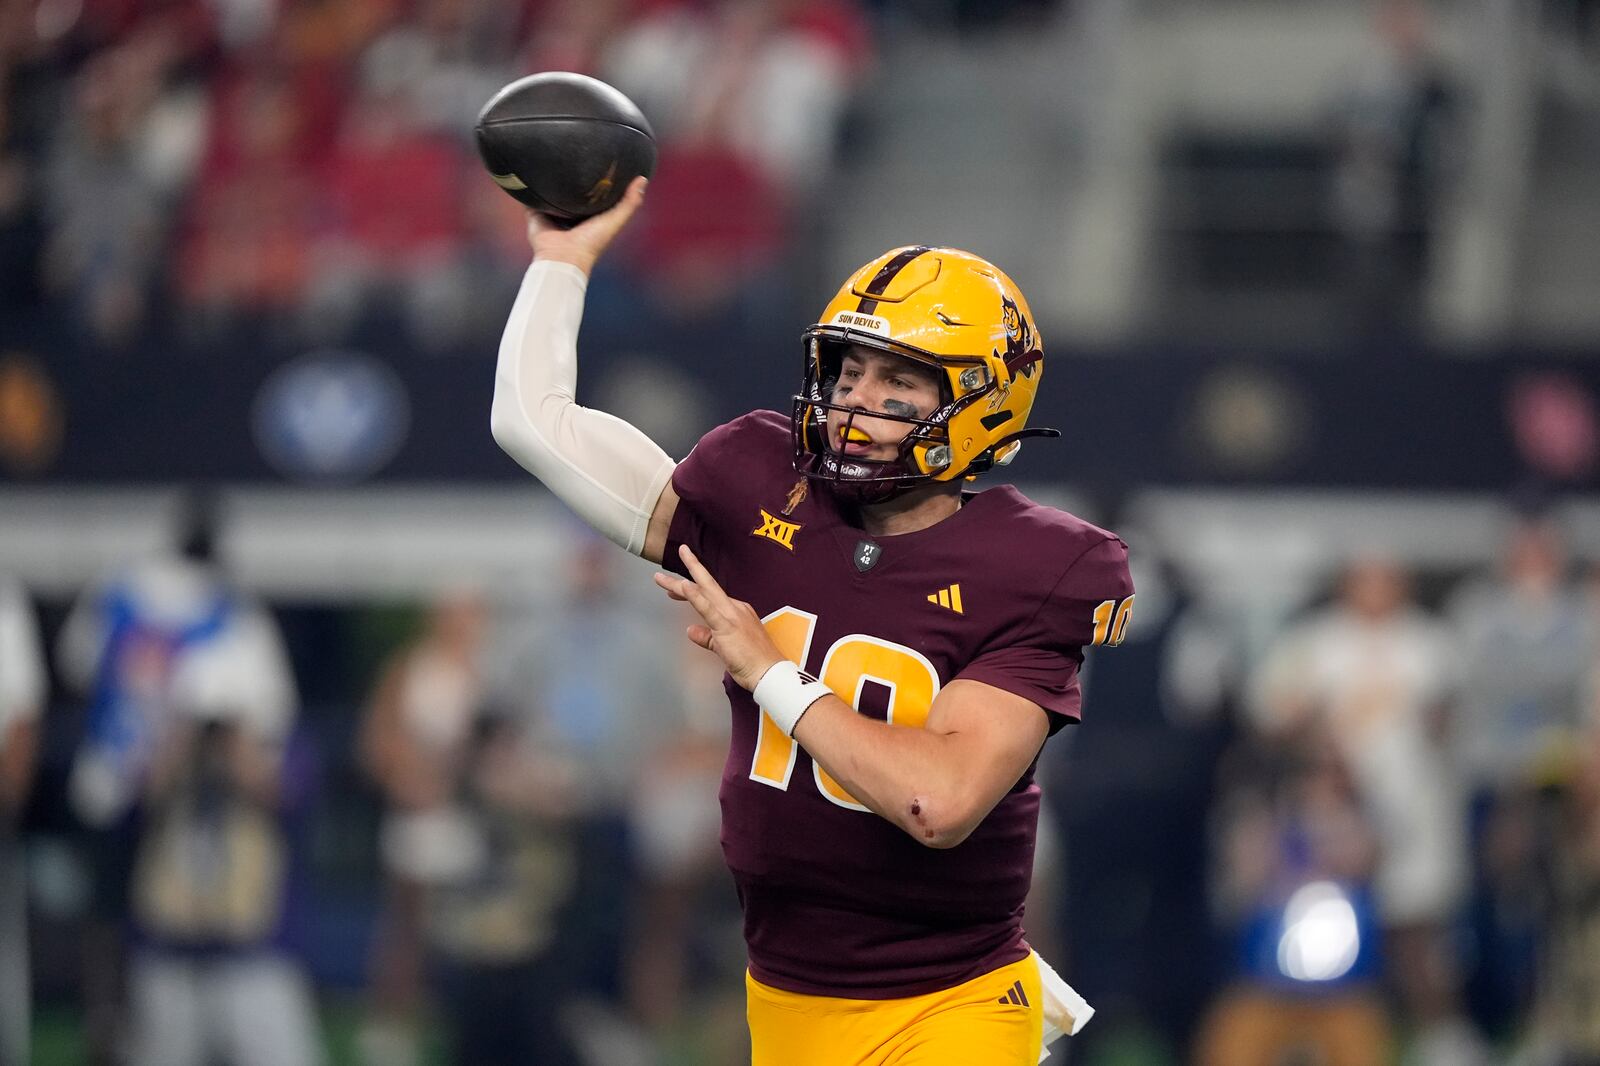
525, 175, 648, 275
654, 545, 783, 691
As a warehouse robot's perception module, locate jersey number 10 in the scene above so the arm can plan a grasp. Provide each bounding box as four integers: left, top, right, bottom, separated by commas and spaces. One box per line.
1090, 596, 1135, 647
749, 606, 941, 812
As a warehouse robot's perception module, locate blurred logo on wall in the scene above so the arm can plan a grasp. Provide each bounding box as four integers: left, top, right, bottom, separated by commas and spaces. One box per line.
252, 349, 410, 482
1185, 365, 1310, 477
0, 351, 64, 476
1508, 372, 1597, 482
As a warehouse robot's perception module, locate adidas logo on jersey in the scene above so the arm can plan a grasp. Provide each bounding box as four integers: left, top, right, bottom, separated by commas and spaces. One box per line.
997, 980, 1031, 1007
927, 584, 964, 613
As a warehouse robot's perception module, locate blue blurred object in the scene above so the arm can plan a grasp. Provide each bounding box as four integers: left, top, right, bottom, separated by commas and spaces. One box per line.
1238, 878, 1383, 993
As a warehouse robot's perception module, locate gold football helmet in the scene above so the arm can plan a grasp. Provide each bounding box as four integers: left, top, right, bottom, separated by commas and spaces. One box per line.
792, 245, 1058, 500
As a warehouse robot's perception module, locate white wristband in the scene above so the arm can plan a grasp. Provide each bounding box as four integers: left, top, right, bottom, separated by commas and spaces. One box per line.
752, 660, 832, 737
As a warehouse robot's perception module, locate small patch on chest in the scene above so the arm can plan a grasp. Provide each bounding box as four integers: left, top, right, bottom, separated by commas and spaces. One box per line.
853, 540, 882, 572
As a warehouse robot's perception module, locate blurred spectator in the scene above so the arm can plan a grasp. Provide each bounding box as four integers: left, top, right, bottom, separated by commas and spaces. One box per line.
485, 537, 682, 1034
12, 0, 874, 353
422, 696, 585, 1066
599, 0, 869, 319
274, 0, 398, 68
1450, 515, 1599, 1036
622, 601, 741, 1059
1249, 558, 1483, 1065
359, 585, 590, 1066
0, 573, 43, 831
357, 591, 490, 1066
1327, 0, 1455, 338
617, 143, 787, 321
603, 0, 867, 195
53, 0, 220, 64
0, 574, 44, 1066
174, 65, 323, 339
1196, 745, 1391, 1066
1452, 517, 1596, 792
447, 174, 532, 346
60, 495, 249, 827
359, 0, 520, 137
520, 0, 635, 77
124, 601, 318, 1066
0, 0, 49, 323
41, 38, 207, 347
55, 491, 299, 1063
1046, 550, 1224, 1062
1528, 721, 1600, 1065
305, 74, 472, 350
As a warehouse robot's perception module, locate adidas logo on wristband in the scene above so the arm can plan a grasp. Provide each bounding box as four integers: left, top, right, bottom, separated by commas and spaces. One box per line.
754, 661, 832, 738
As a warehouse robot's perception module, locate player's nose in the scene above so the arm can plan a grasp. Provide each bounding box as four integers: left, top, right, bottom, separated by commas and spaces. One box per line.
850, 376, 891, 412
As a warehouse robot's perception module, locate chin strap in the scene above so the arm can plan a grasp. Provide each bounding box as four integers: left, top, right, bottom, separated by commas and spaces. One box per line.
963, 427, 1062, 477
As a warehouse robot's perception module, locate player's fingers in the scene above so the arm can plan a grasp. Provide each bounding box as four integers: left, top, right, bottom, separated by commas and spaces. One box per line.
603, 175, 649, 229
681, 588, 726, 632
573, 175, 647, 244
686, 623, 713, 649
656, 570, 713, 613
677, 545, 728, 599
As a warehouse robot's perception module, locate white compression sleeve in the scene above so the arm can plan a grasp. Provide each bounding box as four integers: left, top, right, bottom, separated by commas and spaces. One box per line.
490, 260, 677, 555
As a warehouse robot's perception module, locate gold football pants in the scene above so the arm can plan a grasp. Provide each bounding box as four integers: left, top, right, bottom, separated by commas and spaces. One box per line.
747, 954, 1043, 1066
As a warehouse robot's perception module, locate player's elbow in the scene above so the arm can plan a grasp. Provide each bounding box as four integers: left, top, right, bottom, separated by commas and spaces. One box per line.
920, 823, 975, 850
489, 392, 533, 462
903, 793, 982, 850
489, 391, 516, 447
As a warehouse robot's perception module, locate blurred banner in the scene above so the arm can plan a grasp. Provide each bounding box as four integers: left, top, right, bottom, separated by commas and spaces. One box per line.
3, 341, 1599, 492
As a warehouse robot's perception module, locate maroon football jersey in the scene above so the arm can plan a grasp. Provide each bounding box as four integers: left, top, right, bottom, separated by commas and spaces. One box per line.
663, 410, 1133, 999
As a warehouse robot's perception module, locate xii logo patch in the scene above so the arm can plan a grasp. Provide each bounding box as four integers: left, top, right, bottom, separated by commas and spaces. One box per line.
752, 509, 802, 551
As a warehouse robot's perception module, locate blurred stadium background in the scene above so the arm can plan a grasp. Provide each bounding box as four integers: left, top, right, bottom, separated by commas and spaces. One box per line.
3, 0, 1600, 1064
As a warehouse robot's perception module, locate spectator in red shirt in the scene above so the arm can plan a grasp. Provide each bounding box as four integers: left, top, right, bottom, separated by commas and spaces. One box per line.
598, 0, 870, 319
305, 75, 473, 348
175, 67, 320, 336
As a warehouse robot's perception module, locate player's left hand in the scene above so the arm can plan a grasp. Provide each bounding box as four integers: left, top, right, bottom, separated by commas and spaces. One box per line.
654, 545, 783, 691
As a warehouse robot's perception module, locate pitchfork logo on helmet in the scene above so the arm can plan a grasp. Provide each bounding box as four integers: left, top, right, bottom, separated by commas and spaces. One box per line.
791, 246, 1059, 502
1000, 296, 1040, 378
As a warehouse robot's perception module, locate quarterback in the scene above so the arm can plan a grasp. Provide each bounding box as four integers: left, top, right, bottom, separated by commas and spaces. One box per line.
490, 178, 1131, 1065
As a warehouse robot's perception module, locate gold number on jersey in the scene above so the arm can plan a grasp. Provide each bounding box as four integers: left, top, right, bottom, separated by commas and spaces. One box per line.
750, 607, 818, 790
750, 607, 942, 809
1090, 594, 1135, 647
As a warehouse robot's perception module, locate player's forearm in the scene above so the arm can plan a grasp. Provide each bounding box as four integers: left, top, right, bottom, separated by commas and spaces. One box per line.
489, 260, 675, 556
794, 697, 983, 848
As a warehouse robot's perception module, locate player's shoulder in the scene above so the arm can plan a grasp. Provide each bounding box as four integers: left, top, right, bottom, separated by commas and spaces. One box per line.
686, 409, 790, 466
980, 485, 1126, 560
948, 487, 1132, 650
674, 410, 795, 516
975, 486, 1132, 605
